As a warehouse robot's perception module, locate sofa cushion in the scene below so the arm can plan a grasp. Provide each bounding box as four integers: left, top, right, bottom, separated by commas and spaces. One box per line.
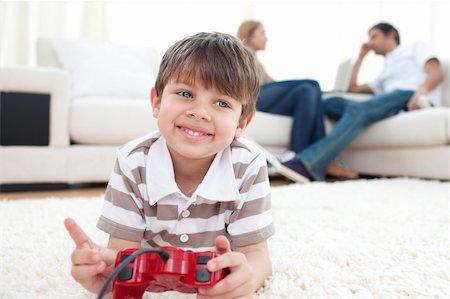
244, 111, 292, 151
249, 108, 449, 151
70, 97, 449, 150
336, 107, 450, 149
70, 97, 157, 144
53, 39, 156, 99
70, 99, 294, 147
249, 108, 450, 151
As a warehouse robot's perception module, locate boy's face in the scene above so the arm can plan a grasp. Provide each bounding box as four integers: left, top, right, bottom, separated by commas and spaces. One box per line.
151, 81, 252, 161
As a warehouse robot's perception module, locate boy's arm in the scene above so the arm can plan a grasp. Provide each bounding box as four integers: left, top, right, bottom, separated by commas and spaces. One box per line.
108, 235, 140, 251
235, 240, 272, 291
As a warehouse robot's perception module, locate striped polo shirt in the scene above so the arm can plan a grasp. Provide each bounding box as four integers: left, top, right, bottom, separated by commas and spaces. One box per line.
97, 131, 274, 251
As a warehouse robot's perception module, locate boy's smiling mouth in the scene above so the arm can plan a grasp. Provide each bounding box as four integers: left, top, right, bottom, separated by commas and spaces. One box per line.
177, 125, 213, 139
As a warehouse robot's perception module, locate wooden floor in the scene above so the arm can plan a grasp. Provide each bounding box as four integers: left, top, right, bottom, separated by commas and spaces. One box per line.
1, 185, 107, 200
1, 177, 292, 200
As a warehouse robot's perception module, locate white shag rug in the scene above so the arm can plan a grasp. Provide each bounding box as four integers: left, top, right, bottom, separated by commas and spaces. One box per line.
0, 178, 449, 299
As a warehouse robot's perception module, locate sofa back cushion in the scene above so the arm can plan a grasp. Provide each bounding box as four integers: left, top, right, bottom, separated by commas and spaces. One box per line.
37, 38, 160, 76
37, 38, 160, 100
70, 97, 157, 144
37, 38, 62, 68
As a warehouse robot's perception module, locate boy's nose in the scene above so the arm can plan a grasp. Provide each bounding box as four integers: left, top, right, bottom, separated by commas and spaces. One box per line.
186, 103, 211, 121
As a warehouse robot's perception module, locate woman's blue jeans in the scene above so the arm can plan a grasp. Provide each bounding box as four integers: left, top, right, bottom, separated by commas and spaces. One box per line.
298, 89, 414, 180
258, 80, 325, 152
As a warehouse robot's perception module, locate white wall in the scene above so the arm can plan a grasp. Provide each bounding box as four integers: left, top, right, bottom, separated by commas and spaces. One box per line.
254, 0, 450, 89
1, 0, 449, 90
105, 0, 450, 90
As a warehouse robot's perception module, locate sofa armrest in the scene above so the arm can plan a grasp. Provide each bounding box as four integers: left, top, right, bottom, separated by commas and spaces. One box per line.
0, 66, 70, 147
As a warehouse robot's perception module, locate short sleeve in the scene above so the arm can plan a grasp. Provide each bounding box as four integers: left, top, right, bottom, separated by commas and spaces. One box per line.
227, 151, 275, 248
413, 41, 438, 67
96, 150, 147, 242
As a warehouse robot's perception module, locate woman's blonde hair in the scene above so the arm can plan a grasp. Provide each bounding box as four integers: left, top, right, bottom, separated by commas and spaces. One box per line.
236, 20, 262, 46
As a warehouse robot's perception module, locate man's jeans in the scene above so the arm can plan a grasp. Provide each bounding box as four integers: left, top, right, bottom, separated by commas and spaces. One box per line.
298, 89, 414, 180
258, 80, 325, 152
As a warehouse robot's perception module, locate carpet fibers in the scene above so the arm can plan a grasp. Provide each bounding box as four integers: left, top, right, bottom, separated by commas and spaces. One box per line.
0, 178, 448, 299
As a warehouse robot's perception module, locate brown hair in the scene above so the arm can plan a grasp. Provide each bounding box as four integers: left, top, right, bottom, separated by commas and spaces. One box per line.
370, 22, 400, 45
154, 32, 260, 120
236, 20, 262, 46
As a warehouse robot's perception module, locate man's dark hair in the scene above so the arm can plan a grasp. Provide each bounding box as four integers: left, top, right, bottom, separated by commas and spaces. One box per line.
370, 22, 400, 45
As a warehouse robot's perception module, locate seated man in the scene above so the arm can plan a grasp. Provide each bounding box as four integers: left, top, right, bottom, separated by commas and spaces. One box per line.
277, 22, 443, 182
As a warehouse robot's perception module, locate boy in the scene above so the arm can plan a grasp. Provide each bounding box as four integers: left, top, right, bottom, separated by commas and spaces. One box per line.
64, 32, 274, 298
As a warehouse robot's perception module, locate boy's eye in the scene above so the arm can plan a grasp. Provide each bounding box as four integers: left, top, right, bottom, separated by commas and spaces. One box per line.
216, 100, 231, 109
178, 91, 192, 98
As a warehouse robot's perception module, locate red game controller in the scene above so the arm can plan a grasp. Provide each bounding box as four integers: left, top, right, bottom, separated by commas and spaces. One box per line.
112, 247, 228, 299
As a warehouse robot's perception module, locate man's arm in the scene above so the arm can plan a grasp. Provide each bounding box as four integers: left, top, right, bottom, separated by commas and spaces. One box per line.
407, 58, 443, 110
348, 43, 374, 94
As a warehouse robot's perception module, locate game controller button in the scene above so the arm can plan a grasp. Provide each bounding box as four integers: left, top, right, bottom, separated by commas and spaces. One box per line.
195, 268, 211, 282
180, 234, 189, 242
120, 253, 134, 263
118, 267, 133, 281
181, 210, 190, 218
196, 255, 212, 264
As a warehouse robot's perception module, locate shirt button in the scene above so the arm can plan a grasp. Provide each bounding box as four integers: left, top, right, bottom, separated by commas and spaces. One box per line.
181, 210, 190, 218
180, 234, 189, 242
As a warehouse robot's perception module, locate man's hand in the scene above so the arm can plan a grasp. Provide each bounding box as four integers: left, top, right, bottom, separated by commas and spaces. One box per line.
64, 218, 116, 294
408, 85, 430, 111
197, 236, 256, 299
358, 42, 373, 59
407, 92, 422, 110
348, 42, 374, 93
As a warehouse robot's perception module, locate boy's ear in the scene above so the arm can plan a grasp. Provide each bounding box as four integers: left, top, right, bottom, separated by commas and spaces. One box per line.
150, 87, 161, 118
235, 111, 254, 139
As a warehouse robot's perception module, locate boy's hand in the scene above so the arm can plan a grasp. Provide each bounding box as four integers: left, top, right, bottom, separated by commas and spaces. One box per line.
197, 236, 256, 299
64, 218, 116, 294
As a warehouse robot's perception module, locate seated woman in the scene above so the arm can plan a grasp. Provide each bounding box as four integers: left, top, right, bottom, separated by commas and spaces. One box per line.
237, 20, 357, 179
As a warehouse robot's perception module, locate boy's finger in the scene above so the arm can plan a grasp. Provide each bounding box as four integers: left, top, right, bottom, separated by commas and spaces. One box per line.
214, 235, 231, 254
64, 218, 94, 249
208, 251, 245, 272
70, 247, 102, 265
71, 262, 106, 282
198, 272, 248, 297
209, 236, 233, 272
100, 247, 117, 266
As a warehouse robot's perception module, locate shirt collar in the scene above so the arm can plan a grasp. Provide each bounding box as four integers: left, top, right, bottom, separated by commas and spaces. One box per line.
147, 136, 241, 205
386, 45, 403, 61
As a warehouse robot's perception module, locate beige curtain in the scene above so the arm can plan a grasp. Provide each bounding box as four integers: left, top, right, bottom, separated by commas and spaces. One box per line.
0, 1, 107, 66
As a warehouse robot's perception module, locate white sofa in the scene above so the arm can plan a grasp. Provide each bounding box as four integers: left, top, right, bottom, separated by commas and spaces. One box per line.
0, 39, 449, 188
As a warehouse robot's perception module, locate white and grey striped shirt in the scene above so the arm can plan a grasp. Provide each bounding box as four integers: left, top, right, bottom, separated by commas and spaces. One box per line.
97, 131, 274, 251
